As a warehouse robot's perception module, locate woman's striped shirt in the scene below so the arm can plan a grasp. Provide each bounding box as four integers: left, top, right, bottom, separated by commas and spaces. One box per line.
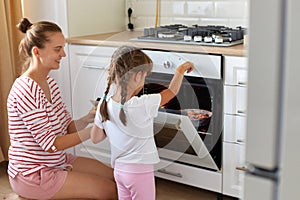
7, 76, 72, 178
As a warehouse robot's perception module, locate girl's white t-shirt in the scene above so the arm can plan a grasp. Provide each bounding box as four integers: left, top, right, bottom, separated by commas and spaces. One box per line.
94, 94, 161, 168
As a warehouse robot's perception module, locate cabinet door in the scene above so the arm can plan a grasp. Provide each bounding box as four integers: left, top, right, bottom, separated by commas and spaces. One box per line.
50, 44, 72, 114
224, 114, 247, 143
69, 45, 116, 161
224, 85, 248, 116
223, 142, 246, 198
224, 56, 248, 86
69, 45, 116, 119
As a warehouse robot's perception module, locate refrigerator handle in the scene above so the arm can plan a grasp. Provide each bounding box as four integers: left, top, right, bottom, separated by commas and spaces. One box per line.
246, 165, 279, 181
236, 166, 249, 172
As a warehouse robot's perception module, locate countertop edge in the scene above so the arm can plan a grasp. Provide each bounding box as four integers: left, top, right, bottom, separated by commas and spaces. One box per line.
66, 31, 247, 57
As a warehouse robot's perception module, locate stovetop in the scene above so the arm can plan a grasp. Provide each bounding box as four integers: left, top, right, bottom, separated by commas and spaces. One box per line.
132, 24, 246, 47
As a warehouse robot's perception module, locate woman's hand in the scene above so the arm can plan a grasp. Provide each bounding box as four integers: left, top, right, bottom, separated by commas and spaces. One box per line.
67, 106, 97, 134
82, 106, 97, 124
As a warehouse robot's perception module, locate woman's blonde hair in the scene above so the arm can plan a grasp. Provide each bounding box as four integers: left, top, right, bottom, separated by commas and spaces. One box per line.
100, 45, 153, 126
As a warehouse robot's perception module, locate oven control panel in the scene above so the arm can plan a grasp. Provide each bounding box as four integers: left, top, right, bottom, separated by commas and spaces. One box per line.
142, 50, 222, 79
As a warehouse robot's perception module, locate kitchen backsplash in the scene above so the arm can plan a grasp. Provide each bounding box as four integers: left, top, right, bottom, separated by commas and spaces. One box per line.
126, 0, 249, 29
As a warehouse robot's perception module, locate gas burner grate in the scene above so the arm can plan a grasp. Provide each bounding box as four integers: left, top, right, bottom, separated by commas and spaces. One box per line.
132, 24, 246, 47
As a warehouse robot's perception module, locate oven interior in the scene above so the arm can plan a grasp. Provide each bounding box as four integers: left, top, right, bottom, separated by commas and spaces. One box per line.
138, 72, 223, 170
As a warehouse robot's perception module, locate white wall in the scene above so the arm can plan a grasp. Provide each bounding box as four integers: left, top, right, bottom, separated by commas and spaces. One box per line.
21, 0, 69, 36
67, 0, 126, 37
22, 0, 249, 37
126, 0, 249, 29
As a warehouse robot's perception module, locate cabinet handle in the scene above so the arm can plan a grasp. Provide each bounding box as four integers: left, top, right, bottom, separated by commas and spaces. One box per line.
236, 166, 248, 172
157, 169, 183, 178
237, 110, 246, 114
237, 81, 247, 86
236, 139, 245, 144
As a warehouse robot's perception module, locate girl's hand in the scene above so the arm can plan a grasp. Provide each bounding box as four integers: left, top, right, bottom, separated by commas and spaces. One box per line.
176, 61, 194, 74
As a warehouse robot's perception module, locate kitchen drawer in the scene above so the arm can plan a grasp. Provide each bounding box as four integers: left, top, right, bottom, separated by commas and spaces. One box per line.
224, 114, 247, 143
223, 142, 246, 198
224, 85, 247, 116
155, 159, 222, 193
69, 44, 116, 87
224, 56, 248, 86
71, 65, 108, 119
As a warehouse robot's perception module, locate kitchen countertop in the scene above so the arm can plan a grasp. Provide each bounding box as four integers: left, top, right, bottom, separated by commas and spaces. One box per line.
67, 31, 247, 57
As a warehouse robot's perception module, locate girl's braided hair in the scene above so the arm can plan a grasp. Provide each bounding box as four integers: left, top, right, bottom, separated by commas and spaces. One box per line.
100, 46, 153, 125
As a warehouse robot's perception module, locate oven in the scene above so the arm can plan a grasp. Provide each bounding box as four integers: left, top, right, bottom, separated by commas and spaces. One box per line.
141, 50, 223, 171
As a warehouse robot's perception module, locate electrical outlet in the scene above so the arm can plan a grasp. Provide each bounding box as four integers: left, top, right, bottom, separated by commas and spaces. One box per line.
126, 0, 137, 17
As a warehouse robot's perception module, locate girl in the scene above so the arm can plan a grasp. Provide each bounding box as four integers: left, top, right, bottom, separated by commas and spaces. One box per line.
91, 45, 194, 200
6, 18, 117, 200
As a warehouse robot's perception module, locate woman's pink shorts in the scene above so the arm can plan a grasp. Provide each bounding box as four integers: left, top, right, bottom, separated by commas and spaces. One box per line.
9, 153, 77, 200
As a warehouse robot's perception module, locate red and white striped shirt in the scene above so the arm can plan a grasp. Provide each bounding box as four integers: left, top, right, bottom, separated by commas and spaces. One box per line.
7, 76, 72, 178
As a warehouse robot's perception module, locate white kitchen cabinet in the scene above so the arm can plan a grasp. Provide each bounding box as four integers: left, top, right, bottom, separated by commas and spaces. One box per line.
224, 114, 247, 143
223, 142, 246, 197
69, 44, 117, 165
223, 55, 248, 199
155, 159, 222, 193
224, 85, 248, 116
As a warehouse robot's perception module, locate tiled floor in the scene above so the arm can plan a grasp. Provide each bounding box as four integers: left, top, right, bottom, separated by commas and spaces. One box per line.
0, 161, 236, 200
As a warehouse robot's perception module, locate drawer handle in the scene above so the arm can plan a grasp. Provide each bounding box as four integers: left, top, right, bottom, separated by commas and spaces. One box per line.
157, 169, 183, 178
237, 81, 247, 86
237, 110, 246, 114
236, 139, 245, 144
236, 166, 249, 172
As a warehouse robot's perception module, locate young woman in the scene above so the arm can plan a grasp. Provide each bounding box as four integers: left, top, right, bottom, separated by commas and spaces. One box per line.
6, 18, 117, 200
91, 45, 194, 200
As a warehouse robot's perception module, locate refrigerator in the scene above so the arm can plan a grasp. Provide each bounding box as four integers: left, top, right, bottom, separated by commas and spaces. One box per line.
244, 0, 300, 199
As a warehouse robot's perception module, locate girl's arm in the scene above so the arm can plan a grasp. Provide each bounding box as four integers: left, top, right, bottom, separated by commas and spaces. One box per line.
90, 124, 107, 144
160, 61, 194, 106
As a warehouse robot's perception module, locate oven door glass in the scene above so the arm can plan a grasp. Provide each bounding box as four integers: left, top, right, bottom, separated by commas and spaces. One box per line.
154, 112, 219, 171
139, 72, 223, 171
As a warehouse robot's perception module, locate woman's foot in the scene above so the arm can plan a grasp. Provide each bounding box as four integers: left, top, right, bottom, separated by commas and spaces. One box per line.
2, 193, 28, 200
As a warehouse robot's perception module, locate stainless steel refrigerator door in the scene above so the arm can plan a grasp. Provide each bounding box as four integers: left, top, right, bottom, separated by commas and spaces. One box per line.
278, 0, 300, 199
244, 175, 276, 200
245, 0, 283, 170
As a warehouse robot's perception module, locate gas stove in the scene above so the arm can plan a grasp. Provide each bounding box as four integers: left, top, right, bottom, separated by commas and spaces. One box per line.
132, 24, 246, 47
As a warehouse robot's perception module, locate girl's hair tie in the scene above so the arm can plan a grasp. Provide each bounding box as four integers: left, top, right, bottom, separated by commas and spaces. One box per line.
120, 104, 124, 109
103, 94, 107, 100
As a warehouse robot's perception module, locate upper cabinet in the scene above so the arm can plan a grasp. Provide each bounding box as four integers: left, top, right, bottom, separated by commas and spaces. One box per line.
67, 0, 125, 37
21, 0, 126, 37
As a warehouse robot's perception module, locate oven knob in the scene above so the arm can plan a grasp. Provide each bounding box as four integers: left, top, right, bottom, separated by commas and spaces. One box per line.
163, 60, 172, 69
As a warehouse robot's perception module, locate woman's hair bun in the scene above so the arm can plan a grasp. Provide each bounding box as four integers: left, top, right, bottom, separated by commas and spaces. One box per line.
17, 18, 33, 33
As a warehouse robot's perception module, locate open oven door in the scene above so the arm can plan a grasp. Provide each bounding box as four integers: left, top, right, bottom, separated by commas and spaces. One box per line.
154, 111, 219, 171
